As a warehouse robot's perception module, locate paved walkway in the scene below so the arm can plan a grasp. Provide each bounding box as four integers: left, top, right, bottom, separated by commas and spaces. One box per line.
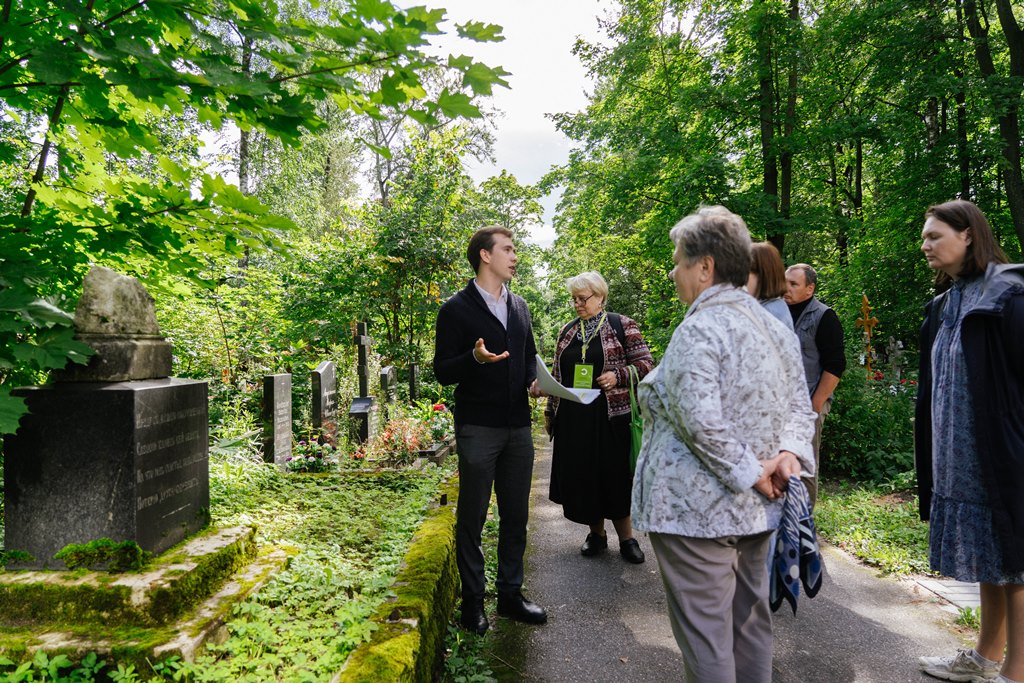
484, 439, 973, 682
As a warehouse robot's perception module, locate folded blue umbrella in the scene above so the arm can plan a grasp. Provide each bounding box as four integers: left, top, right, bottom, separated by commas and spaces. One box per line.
770, 476, 823, 614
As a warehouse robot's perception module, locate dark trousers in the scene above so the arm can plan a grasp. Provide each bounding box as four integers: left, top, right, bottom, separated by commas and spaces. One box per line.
455, 424, 535, 600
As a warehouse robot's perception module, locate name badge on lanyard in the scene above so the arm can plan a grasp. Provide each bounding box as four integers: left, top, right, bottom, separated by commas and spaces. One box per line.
574, 312, 606, 389
573, 363, 593, 389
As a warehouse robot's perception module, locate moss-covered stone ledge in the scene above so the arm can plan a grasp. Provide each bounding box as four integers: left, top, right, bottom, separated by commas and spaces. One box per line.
0, 526, 256, 628
335, 477, 460, 683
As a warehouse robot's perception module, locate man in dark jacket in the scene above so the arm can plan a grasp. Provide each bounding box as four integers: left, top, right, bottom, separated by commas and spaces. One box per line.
434, 225, 546, 634
785, 263, 846, 506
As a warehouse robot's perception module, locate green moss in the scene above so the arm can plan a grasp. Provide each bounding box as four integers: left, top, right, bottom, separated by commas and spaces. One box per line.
0, 581, 137, 627
339, 479, 459, 683
0, 526, 258, 629
54, 539, 151, 572
147, 527, 256, 624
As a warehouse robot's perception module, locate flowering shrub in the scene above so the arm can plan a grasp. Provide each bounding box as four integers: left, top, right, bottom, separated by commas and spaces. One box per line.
285, 440, 335, 473
362, 416, 428, 467
416, 400, 455, 443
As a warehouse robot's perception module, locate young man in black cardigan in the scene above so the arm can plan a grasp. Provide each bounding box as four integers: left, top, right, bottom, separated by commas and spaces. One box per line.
433, 225, 547, 634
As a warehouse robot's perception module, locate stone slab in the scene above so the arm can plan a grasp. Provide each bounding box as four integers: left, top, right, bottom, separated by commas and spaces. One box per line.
262, 373, 292, 466
0, 531, 293, 666
915, 578, 981, 611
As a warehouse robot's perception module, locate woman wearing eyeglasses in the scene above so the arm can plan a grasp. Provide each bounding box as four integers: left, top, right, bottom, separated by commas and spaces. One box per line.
542, 271, 654, 563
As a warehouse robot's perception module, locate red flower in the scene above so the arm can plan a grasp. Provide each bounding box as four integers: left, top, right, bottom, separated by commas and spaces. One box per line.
432, 403, 445, 411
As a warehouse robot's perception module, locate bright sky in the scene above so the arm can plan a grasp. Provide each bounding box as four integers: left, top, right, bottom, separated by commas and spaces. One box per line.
415, 0, 607, 246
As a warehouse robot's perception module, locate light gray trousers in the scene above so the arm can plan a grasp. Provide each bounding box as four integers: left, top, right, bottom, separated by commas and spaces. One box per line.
650, 531, 774, 683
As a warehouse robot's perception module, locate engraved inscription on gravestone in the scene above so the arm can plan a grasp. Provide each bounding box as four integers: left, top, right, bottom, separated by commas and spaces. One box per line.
312, 361, 338, 445
133, 384, 210, 552
262, 374, 292, 466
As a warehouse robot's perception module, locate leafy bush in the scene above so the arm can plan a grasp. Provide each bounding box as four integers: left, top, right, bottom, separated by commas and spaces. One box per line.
822, 370, 917, 486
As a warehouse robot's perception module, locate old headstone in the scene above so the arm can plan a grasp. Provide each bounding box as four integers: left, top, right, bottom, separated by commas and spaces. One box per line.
262, 373, 292, 466
886, 337, 906, 382
3, 266, 209, 569
408, 363, 419, 402
347, 322, 378, 444
380, 365, 397, 414
311, 361, 338, 446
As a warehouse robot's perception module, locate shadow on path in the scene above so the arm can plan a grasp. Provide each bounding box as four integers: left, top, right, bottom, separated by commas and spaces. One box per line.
484, 435, 969, 682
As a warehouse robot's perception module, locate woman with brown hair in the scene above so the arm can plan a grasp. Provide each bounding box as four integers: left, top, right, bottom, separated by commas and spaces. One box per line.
747, 241, 793, 331
916, 200, 1024, 683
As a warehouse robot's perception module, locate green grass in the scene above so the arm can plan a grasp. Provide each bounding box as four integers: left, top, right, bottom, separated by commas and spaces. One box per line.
815, 481, 933, 577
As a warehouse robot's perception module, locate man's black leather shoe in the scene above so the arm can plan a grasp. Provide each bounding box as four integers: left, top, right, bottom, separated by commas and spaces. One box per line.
580, 532, 608, 556
619, 538, 645, 564
497, 592, 547, 625
459, 598, 488, 635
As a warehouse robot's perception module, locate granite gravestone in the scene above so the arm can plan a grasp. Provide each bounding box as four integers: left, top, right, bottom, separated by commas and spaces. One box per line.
311, 361, 338, 446
262, 373, 292, 466
380, 365, 397, 420
408, 363, 419, 402
3, 266, 209, 569
347, 322, 378, 444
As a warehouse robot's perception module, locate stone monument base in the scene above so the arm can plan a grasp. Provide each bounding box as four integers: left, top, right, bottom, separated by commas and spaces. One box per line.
4, 378, 209, 569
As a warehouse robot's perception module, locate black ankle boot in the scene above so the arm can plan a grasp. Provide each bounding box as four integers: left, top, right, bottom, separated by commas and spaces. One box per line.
459, 597, 488, 635
497, 591, 547, 625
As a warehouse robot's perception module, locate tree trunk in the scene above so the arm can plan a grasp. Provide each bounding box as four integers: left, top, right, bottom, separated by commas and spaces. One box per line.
964, 0, 1024, 245
755, 0, 781, 251
779, 0, 800, 254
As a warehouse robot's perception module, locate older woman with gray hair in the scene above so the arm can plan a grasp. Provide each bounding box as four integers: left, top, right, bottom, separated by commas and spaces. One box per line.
631, 206, 816, 682
543, 271, 654, 564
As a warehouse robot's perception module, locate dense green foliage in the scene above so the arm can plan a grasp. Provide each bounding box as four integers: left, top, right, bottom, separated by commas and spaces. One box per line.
822, 370, 917, 485
545, 0, 1024, 355
0, 0, 509, 432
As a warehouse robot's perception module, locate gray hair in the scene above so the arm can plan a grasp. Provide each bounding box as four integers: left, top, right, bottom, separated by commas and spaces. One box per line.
669, 206, 752, 287
786, 263, 818, 287
565, 271, 609, 302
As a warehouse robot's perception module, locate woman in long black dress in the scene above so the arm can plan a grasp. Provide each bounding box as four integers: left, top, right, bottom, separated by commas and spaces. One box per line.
543, 271, 654, 563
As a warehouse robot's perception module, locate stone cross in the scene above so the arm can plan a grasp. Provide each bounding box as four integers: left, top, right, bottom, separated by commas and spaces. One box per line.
354, 322, 373, 398
262, 373, 292, 466
855, 294, 879, 374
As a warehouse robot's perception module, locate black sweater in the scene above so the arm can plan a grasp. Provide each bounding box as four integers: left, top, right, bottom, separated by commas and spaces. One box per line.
433, 281, 538, 428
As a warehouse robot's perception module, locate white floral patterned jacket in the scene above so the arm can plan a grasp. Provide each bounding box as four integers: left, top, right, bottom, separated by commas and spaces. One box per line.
631, 284, 816, 538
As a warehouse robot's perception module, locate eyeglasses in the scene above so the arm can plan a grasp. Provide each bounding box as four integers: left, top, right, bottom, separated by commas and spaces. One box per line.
570, 293, 596, 306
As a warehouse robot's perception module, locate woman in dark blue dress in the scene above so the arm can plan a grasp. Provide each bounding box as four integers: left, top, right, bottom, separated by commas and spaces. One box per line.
916, 200, 1024, 683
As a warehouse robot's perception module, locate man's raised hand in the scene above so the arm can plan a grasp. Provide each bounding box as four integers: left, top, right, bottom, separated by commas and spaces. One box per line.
473, 338, 510, 363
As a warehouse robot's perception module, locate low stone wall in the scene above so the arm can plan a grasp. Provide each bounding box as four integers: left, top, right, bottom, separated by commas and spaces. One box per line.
336, 477, 460, 683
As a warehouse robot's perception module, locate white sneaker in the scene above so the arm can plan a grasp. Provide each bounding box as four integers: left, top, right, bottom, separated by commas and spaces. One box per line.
918, 649, 1000, 682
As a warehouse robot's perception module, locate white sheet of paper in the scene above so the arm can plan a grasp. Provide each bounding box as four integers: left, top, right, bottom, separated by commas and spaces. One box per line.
535, 354, 601, 405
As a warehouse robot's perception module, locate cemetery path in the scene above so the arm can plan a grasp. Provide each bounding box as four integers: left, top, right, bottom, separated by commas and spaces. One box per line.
486, 436, 968, 682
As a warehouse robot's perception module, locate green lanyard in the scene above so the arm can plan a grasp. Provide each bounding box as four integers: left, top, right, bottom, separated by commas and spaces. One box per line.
579, 311, 607, 362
